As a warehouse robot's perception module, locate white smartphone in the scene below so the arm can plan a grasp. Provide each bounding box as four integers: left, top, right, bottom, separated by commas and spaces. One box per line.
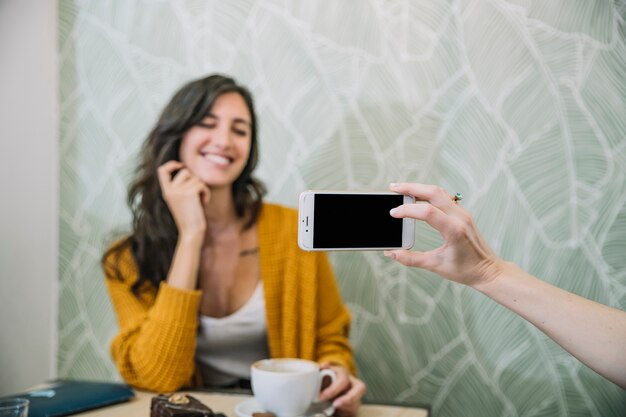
298, 190, 415, 251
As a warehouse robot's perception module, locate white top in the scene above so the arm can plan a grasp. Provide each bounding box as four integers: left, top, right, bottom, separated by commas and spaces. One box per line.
195, 282, 270, 387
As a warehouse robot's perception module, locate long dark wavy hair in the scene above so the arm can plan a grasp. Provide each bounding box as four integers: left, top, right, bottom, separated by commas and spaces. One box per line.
103, 74, 266, 296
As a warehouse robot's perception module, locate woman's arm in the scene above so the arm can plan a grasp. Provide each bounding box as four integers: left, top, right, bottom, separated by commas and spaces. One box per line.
105, 236, 205, 391
104, 247, 202, 392
102, 162, 210, 391
157, 161, 209, 291
107, 284, 202, 392
474, 262, 626, 389
385, 182, 626, 390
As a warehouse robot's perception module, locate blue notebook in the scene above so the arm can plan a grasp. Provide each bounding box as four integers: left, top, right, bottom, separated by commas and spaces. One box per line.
1, 380, 135, 417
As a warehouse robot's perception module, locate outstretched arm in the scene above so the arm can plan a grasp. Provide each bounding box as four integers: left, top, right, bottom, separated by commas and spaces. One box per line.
384, 182, 626, 390
475, 261, 626, 389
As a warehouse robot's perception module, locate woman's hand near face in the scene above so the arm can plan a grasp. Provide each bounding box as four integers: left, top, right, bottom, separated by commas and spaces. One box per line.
158, 161, 210, 290
319, 363, 366, 417
157, 161, 210, 240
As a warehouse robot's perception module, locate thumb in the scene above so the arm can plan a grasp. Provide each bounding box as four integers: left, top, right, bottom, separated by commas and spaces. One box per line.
384, 249, 428, 268
200, 187, 211, 207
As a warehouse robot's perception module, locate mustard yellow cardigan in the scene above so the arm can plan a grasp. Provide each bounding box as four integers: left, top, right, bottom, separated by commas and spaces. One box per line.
104, 203, 355, 392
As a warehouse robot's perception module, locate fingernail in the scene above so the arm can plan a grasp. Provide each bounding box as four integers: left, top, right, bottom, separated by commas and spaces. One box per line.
384, 251, 396, 259
390, 208, 398, 215
390, 183, 398, 188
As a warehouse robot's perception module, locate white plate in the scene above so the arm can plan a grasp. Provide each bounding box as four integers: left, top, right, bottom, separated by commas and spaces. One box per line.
234, 398, 327, 417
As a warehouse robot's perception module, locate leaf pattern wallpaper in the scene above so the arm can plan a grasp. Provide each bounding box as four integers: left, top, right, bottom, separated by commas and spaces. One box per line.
58, 1, 626, 415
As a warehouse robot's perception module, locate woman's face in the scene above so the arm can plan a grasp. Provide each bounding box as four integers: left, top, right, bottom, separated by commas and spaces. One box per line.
179, 92, 252, 189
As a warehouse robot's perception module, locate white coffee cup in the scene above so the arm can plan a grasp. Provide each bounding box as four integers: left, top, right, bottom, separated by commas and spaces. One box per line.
251, 358, 337, 417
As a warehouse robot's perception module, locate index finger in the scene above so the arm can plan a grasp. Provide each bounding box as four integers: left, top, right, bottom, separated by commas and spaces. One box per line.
333, 376, 366, 409
390, 182, 455, 211
390, 202, 460, 241
157, 160, 184, 186
319, 369, 349, 401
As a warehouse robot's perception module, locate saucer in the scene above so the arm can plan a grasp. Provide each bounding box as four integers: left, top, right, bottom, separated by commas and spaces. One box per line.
234, 398, 279, 417
234, 398, 327, 417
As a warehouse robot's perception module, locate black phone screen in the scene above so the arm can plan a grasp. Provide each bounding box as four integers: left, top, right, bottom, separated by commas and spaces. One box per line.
313, 194, 404, 248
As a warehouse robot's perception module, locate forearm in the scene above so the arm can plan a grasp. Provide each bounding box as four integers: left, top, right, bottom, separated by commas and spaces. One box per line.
316, 307, 355, 374
110, 283, 201, 392
167, 233, 204, 290
474, 262, 626, 389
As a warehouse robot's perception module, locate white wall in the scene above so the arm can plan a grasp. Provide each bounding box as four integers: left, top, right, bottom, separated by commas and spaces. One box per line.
0, 0, 58, 395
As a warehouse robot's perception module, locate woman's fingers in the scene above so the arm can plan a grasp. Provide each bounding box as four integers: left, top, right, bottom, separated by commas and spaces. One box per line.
156, 162, 209, 234
333, 376, 366, 411
384, 249, 427, 267
390, 182, 457, 211
390, 201, 461, 241
198, 184, 211, 207
317, 364, 365, 416
386, 247, 454, 271
386, 183, 503, 286
157, 160, 184, 188
171, 168, 192, 185
158, 162, 209, 200
319, 365, 350, 401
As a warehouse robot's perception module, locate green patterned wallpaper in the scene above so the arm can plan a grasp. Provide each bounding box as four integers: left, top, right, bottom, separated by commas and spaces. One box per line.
58, 1, 626, 415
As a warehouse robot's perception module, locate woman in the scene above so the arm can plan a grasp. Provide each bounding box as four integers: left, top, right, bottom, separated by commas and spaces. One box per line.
384, 182, 626, 390
103, 74, 365, 414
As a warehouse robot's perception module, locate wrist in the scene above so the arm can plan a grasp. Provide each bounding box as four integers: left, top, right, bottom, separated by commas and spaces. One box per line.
470, 258, 510, 293
177, 231, 205, 247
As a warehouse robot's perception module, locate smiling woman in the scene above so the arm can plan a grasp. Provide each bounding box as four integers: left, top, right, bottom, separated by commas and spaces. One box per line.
179, 92, 252, 188
101, 74, 366, 416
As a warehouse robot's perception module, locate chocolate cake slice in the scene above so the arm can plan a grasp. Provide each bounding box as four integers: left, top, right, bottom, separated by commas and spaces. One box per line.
151, 393, 214, 417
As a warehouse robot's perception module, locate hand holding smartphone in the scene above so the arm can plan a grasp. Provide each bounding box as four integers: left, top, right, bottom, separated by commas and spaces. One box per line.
298, 191, 415, 251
